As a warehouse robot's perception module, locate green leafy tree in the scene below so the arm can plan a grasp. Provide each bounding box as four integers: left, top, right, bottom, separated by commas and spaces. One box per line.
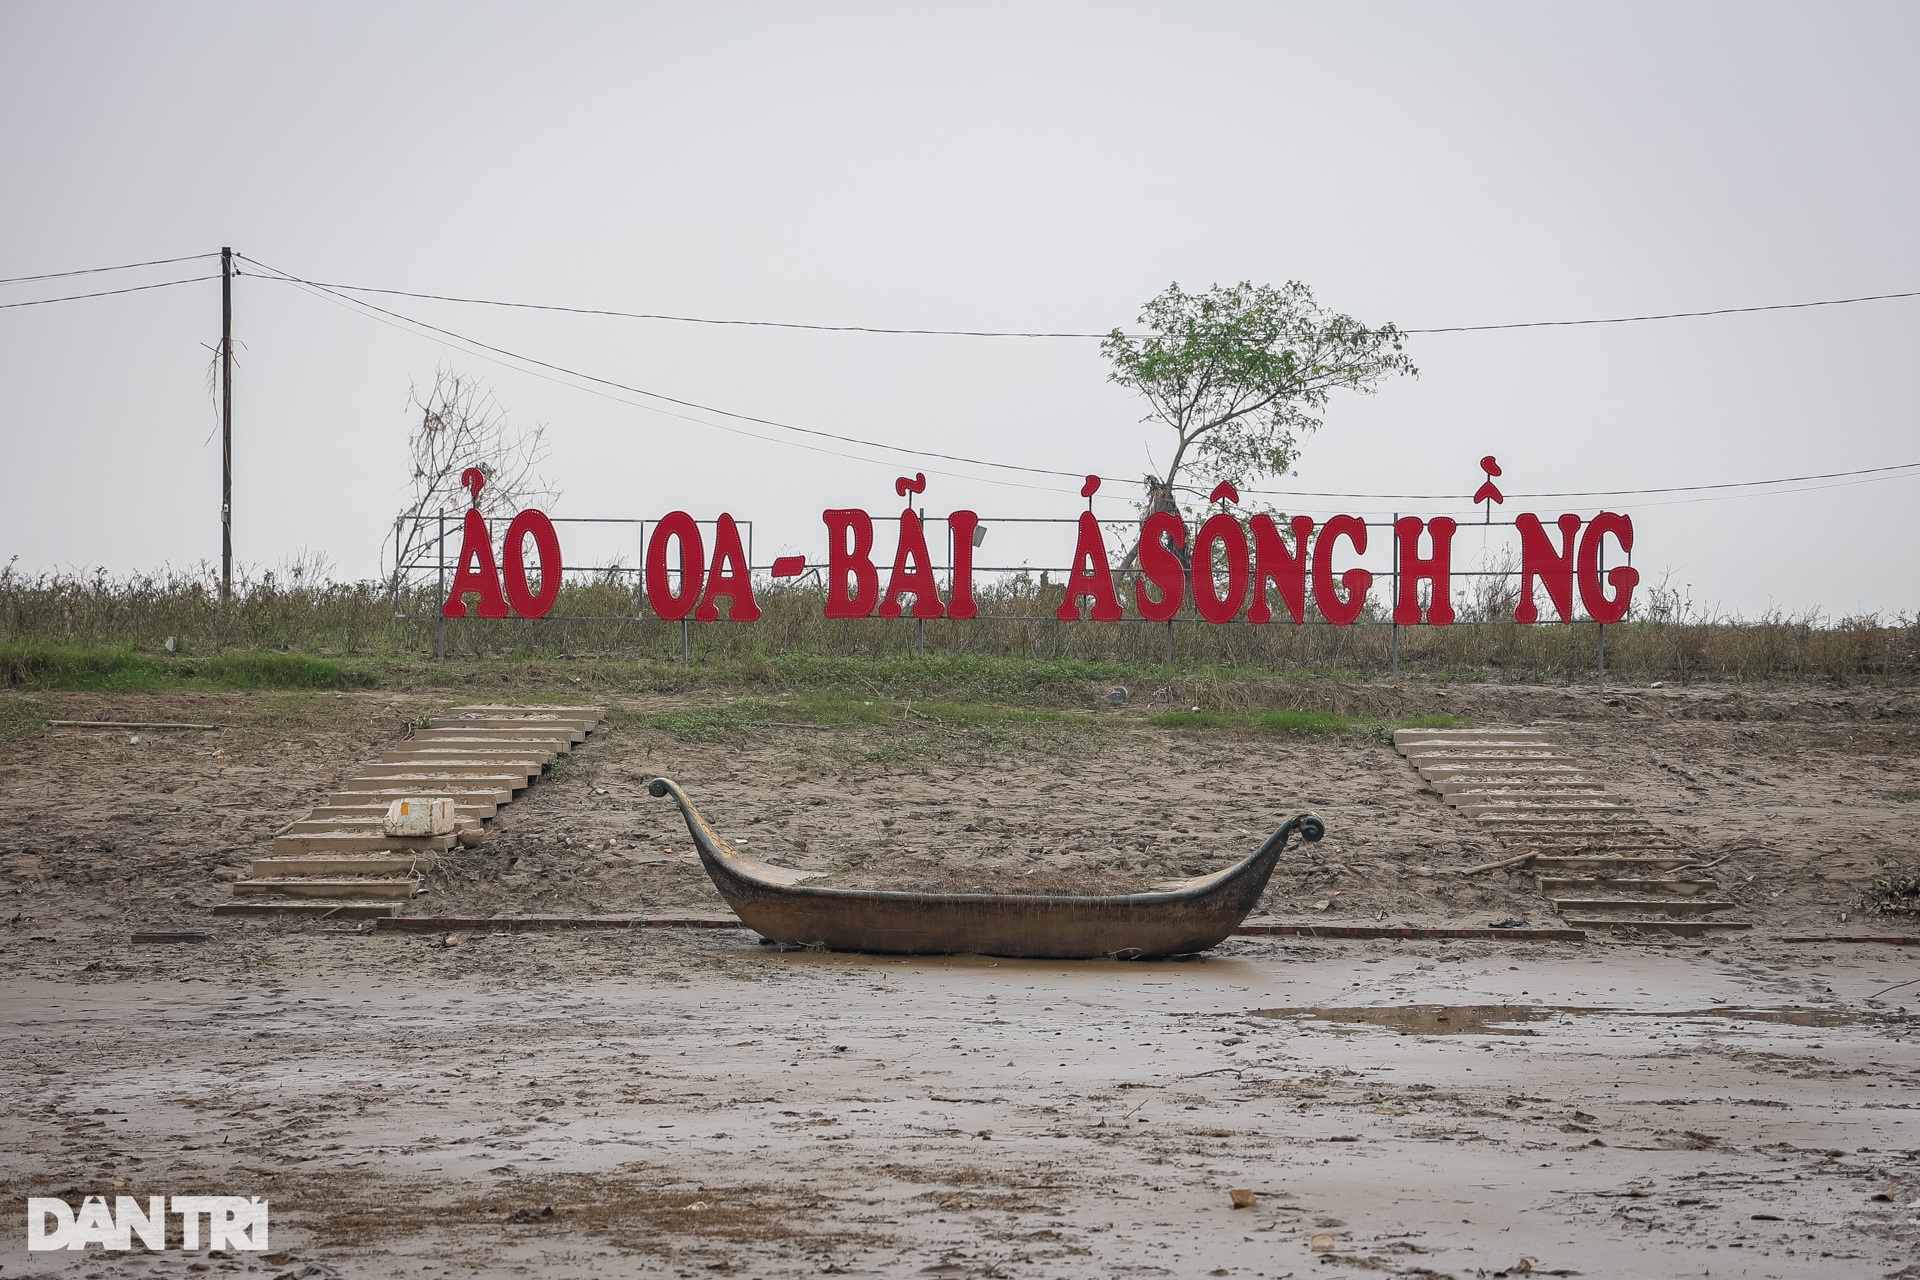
1103, 281, 1415, 565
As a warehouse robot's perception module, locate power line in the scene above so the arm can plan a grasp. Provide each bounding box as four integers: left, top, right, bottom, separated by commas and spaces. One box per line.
1403, 289, 1920, 334
240, 265, 1920, 339
239, 255, 1094, 486
245, 257, 1920, 510
0, 275, 221, 310
0, 253, 217, 287
1231, 459, 1920, 502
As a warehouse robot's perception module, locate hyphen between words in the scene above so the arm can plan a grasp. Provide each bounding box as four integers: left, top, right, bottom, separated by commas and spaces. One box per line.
440, 461, 1640, 626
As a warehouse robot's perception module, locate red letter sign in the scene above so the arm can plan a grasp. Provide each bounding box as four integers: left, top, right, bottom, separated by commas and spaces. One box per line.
695, 513, 761, 621
1057, 512, 1123, 622
1312, 516, 1371, 626
501, 509, 562, 619
646, 511, 705, 622
1192, 513, 1250, 624
1247, 515, 1313, 625
879, 508, 945, 619
1577, 511, 1639, 624
1514, 513, 1581, 624
1393, 516, 1457, 626
1133, 511, 1187, 622
443, 509, 509, 619
822, 509, 880, 619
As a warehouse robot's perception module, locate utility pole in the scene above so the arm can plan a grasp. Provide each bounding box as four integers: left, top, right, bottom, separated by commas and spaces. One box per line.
220, 246, 234, 600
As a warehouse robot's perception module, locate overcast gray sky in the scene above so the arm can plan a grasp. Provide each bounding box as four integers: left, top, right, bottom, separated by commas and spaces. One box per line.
3, 2, 1916, 618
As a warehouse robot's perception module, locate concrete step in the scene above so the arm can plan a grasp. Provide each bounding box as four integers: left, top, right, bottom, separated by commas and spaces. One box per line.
380, 746, 556, 764
429, 717, 587, 742
1536, 877, 1721, 897
326, 786, 513, 805
1397, 740, 1560, 756
335, 775, 528, 795
1400, 746, 1572, 759
1393, 727, 1551, 744
1468, 817, 1647, 830
1418, 762, 1591, 776
282, 815, 482, 835
1531, 855, 1700, 874
298, 803, 496, 822
1560, 917, 1752, 937
447, 703, 604, 724
252, 854, 435, 877
1453, 800, 1633, 816
232, 877, 420, 900
1550, 897, 1736, 917
212, 900, 400, 919
1428, 778, 1611, 794
272, 832, 455, 856
353, 760, 544, 779
406, 729, 576, 747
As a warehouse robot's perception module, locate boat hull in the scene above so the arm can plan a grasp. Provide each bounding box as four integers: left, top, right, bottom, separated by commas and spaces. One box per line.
648, 777, 1323, 959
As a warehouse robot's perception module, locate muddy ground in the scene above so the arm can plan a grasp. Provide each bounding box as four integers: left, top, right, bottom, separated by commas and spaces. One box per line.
1, 679, 1917, 1277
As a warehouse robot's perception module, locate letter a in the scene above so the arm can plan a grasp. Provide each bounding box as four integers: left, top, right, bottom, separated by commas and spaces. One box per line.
442, 508, 508, 618
1057, 512, 1123, 621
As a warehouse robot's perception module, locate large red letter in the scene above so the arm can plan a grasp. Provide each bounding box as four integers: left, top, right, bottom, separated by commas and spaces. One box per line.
878, 509, 945, 619
946, 511, 979, 620
1514, 513, 1581, 624
1393, 516, 1457, 626
501, 508, 563, 619
645, 511, 705, 622
1248, 515, 1313, 625
823, 509, 879, 619
1057, 512, 1123, 622
1578, 511, 1640, 624
695, 514, 761, 621
1312, 515, 1372, 626
442, 508, 508, 618
1133, 511, 1187, 622
1192, 513, 1250, 624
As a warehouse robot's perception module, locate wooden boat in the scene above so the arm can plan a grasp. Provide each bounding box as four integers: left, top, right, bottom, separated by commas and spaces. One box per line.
647, 777, 1324, 959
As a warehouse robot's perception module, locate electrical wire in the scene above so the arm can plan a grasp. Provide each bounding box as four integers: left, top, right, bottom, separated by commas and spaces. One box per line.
244, 256, 1920, 510
1404, 290, 1920, 334
239, 255, 1094, 487
0, 253, 217, 287
236, 266, 1920, 339
0, 275, 222, 310
1230, 459, 1920, 502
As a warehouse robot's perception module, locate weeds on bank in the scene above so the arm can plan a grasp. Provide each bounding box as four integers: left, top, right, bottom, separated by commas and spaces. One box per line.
0, 642, 375, 691
1147, 709, 1463, 739
0, 695, 48, 741
1860, 858, 1920, 917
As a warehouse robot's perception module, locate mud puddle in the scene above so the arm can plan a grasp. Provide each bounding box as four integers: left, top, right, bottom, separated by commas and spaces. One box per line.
1249, 1002, 1892, 1035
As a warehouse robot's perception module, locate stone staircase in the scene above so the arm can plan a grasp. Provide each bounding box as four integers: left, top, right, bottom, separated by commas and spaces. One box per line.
214, 705, 605, 919
1394, 726, 1750, 937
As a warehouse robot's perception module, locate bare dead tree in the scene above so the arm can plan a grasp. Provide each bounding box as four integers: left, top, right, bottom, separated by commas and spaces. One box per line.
386, 367, 558, 590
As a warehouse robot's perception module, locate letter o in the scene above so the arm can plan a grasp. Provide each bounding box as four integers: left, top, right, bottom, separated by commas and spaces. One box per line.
646, 511, 705, 622
502, 509, 563, 619
1192, 513, 1250, 624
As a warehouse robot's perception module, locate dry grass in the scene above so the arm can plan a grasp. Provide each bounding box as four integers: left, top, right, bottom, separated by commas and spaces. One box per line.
2, 562, 1913, 683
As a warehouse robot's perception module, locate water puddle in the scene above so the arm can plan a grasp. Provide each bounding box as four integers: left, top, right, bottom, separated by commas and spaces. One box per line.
1247, 1004, 1877, 1036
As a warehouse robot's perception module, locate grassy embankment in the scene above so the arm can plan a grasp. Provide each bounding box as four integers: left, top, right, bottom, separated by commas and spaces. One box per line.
2, 564, 1914, 683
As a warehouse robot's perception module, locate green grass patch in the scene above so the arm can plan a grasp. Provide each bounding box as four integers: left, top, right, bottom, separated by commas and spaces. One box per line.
1149, 709, 1464, 737
0, 643, 374, 691
0, 695, 48, 741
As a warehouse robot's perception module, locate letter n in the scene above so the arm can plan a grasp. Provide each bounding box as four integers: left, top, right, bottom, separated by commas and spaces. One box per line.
1514, 513, 1580, 623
